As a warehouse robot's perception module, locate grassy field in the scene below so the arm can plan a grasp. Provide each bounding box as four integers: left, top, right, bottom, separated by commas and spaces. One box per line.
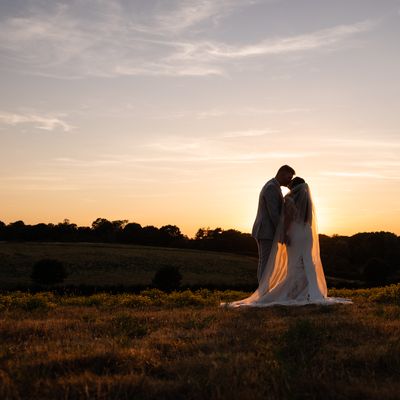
1, 242, 399, 399
0, 242, 361, 290
1, 286, 400, 399
0, 242, 258, 289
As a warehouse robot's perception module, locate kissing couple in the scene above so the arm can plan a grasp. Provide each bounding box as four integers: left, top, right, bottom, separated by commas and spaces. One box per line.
222, 165, 352, 308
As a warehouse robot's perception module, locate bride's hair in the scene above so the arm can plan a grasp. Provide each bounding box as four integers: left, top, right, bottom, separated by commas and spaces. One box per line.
288, 177, 305, 189
287, 177, 312, 224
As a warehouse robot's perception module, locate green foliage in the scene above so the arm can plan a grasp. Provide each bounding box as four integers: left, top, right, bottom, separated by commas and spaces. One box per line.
368, 284, 400, 305
165, 290, 209, 306
0, 291, 57, 311
119, 295, 153, 307
31, 258, 67, 285
0, 289, 239, 309
330, 284, 400, 305
0, 284, 399, 311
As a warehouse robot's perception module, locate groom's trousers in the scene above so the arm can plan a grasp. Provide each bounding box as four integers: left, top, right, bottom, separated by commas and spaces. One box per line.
256, 239, 273, 284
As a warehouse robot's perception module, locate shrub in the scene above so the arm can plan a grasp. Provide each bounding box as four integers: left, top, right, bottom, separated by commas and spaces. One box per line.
369, 284, 400, 305
151, 265, 182, 292
166, 290, 207, 307
21, 293, 57, 311
31, 258, 68, 285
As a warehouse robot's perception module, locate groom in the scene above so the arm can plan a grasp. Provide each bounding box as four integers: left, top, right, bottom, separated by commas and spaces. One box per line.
252, 165, 295, 283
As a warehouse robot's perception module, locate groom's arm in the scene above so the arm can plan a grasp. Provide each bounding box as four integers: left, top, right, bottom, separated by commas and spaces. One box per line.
264, 186, 281, 229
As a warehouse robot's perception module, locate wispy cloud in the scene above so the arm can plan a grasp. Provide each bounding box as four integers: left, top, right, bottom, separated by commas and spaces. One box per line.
0, 0, 376, 79
325, 137, 400, 148
124, 193, 179, 198
222, 129, 278, 137
0, 176, 64, 182
321, 171, 400, 180
0, 1, 251, 78
0, 111, 72, 131
153, 0, 260, 34
348, 161, 400, 168
51, 150, 317, 168
141, 140, 202, 152
53, 157, 122, 167
113, 64, 224, 77
169, 20, 376, 61
15, 184, 79, 191
152, 106, 313, 120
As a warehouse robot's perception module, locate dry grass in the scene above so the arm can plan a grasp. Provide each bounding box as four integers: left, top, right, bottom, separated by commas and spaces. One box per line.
1, 288, 400, 399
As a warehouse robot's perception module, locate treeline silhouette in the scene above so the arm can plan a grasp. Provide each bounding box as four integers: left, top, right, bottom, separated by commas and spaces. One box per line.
0, 218, 256, 253
1, 218, 399, 285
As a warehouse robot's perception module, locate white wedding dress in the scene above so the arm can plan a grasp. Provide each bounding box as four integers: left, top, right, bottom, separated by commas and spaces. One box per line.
221, 183, 352, 308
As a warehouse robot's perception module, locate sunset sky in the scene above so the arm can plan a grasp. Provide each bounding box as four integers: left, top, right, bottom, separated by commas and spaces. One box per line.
1, 0, 399, 238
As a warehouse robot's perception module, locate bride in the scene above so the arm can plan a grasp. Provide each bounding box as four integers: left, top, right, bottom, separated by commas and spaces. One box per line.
222, 177, 352, 308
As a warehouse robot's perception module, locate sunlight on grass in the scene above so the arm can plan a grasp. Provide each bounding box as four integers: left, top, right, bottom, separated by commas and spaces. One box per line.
1, 285, 400, 399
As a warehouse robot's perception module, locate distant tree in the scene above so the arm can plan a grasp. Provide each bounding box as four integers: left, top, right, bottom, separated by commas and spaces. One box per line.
91, 218, 115, 242
112, 220, 129, 230
152, 265, 182, 292
192, 226, 256, 253
159, 225, 185, 245
209, 227, 223, 239
350, 232, 397, 265
219, 229, 250, 252
31, 259, 68, 285
121, 222, 142, 243
195, 228, 207, 240
77, 226, 93, 242
28, 223, 54, 241
194, 227, 222, 241
55, 219, 78, 241
141, 225, 161, 245
320, 235, 355, 279
160, 224, 183, 238
7, 220, 26, 241
363, 257, 392, 286
0, 220, 6, 240
112, 220, 129, 242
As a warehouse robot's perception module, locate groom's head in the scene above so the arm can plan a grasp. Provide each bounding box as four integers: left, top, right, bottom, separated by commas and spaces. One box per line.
276, 165, 295, 187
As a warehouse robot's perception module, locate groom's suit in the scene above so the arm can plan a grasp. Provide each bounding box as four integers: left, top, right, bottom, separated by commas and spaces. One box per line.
252, 178, 283, 283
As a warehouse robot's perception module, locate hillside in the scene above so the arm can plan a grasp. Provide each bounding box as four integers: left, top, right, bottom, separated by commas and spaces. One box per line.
0, 242, 259, 290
